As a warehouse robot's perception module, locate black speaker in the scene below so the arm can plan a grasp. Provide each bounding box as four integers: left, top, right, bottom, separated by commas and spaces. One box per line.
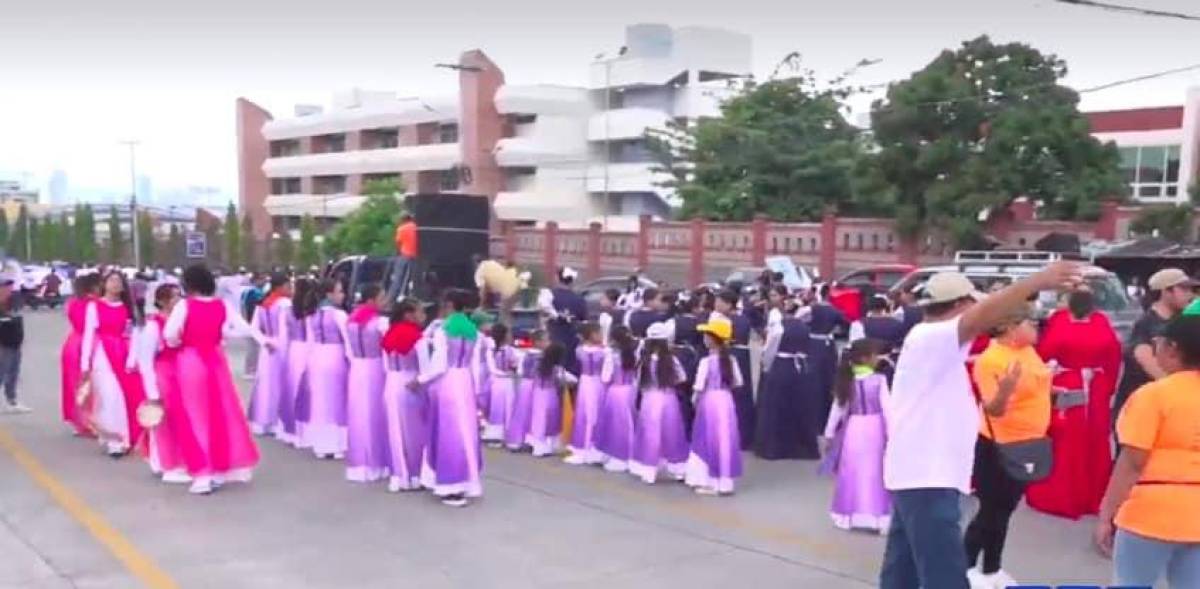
405, 194, 490, 299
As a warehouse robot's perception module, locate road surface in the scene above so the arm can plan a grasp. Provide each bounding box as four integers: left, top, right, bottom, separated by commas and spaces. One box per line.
0, 311, 1112, 588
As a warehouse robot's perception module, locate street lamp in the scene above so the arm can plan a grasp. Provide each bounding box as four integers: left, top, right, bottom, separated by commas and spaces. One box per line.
120, 140, 141, 268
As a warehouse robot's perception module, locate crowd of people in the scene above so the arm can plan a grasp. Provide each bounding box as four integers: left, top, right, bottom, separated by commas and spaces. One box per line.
32, 255, 1200, 588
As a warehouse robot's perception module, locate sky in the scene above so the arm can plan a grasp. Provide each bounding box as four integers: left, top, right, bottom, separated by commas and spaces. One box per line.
2, 0, 1199, 202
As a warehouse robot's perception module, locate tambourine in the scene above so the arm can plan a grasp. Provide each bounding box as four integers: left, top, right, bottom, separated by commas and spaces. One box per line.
136, 401, 165, 429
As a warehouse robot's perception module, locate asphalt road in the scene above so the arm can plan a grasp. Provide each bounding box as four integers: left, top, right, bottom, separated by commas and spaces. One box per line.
0, 311, 1113, 588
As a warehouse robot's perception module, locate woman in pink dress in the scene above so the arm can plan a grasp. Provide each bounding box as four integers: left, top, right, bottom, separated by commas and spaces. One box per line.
61, 273, 100, 436
135, 284, 201, 483
163, 265, 269, 495
379, 297, 429, 492
80, 271, 146, 456
300, 279, 350, 459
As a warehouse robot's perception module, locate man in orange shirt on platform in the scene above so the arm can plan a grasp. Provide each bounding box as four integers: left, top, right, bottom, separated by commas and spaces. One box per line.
385, 213, 418, 304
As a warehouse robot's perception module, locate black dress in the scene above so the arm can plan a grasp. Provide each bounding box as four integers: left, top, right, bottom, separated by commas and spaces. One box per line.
754, 318, 822, 460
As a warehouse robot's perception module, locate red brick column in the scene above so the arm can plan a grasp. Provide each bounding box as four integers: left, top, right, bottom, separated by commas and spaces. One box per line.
636, 214, 651, 271
544, 221, 559, 280
751, 215, 767, 266
819, 210, 838, 279
1096, 200, 1120, 241
502, 221, 516, 263
587, 222, 602, 280
689, 218, 705, 287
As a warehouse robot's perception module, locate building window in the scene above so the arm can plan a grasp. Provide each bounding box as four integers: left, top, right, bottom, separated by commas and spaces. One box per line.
364, 128, 399, 149
271, 178, 302, 194
270, 140, 301, 157
314, 134, 346, 153
438, 124, 459, 144
440, 169, 460, 192
1118, 144, 1181, 200
313, 175, 346, 195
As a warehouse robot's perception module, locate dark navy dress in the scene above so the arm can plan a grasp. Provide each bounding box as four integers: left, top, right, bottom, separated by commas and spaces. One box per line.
754, 318, 822, 460
549, 287, 587, 376
807, 303, 848, 423
728, 312, 755, 450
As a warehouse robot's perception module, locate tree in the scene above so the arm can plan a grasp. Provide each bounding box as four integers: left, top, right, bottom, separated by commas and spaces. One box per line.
223, 202, 241, 269
166, 224, 183, 269
10, 205, 29, 261
297, 214, 320, 269
1130, 205, 1194, 242
137, 210, 155, 268
646, 59, 875, 222
324, 178, 406, 257
239, 213, 256, 269
107, 205, 123, 263
857, 36, 1125, 246
76, 204, 97, 264
60, 211, 78, 263
204, 219, 222, 268
36, 216, 56, 261
0, 209, 9, 255
275, 229, 295, 267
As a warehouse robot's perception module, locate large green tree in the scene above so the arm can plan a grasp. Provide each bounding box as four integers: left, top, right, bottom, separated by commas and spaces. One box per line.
239, 213, 256, 269
76, 204, 97, 263
857, 36, 1124, 246
10, 205, 29, 261
647, 60, 874, 221
166, 224, 183, 268
0, 209, 9, 255
137, 210, 155, 268
107, 205, 124, 263
324, 178, 405, 256
1130, 205, 1194, 242
275, 229, 295, 267
223, 202, 241, 269
297, 214, 320, 269
59, 211, 78, 263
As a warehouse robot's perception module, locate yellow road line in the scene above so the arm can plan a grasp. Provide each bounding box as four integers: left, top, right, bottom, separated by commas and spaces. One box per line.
0, 427, 179, 589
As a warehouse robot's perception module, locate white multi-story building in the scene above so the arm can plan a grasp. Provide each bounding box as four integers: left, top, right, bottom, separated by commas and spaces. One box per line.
238, 24, 753, 239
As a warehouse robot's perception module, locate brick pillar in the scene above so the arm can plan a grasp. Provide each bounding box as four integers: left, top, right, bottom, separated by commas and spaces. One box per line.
898, 236, 919, 266
1096, 200, 1120, 241
751, 215, 767, 266
502, 221, 517, 263
636, 214, 651, 271
689, 218, 705, 287
587, 222, 602, 280
819, 209, 838, 279
544, 221, 559, 281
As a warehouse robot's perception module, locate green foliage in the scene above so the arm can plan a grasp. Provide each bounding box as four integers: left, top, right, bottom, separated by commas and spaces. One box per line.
137, 210, 155, 268
297, 214, 320, 269
0, 209, 9, 254
857, 36, 1124, 245
60, 211, 77, 263
107, 205, 123, 263
9, 205, 29, 260
203, 220, 222, 268
76, 204, 97, 263
166, 224, 183, 268
239, 213, 256, 269
324, 178, 406, 257
275, 230, 295, 267
35, 216, 55, 260
224, 202, 241, 269
1130, 205, 1194, 242
647, 59, 875, 222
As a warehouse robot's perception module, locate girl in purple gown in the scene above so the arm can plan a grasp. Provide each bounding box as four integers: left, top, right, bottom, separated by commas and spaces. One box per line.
565, 323, 607, 465
418, 290, 483, 507
301, 279, 350, 459
524, 343, 574, 457
819, 339, 891, 533
630, 323, 689, 484
685, 317, 743, 495
344, 285, 391, 482
379, 297, 428, 492
247, 274, 291, 436
594, 326, 639, 472
504, 330, 546, 451
482, 324, 517, 446
277, 278, 314, 447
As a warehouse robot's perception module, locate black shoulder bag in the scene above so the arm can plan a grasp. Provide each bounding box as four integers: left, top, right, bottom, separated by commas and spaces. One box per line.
975, 388, 1054, 482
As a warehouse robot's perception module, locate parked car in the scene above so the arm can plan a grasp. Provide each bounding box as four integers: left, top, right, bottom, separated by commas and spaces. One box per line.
827, 264, 917, 321
890, 251, 1137, 339
579, 275, 658, 316
723, 256, 816, 294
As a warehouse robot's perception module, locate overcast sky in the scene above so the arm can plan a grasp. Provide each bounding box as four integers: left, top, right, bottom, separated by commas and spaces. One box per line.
2, 0, 1198, 198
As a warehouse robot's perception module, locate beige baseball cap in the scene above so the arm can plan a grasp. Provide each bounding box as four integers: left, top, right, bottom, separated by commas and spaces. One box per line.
922, 271, 985, 305
1148, 268, 1197, 291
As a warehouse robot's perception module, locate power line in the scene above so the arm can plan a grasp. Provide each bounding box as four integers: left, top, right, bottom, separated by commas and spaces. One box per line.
1055, 0, 1200, 21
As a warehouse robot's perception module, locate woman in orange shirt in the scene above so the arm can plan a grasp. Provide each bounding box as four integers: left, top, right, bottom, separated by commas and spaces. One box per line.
1096, 315, 1200, 588
965, 306, 1051, 589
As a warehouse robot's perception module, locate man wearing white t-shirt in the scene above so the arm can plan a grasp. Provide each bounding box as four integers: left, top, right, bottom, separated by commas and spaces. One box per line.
880, 262, 1081, 589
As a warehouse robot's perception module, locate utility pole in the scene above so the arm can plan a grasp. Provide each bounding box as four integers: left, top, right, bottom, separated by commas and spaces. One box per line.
595, 54, 614, 230
120, 140, 141, 268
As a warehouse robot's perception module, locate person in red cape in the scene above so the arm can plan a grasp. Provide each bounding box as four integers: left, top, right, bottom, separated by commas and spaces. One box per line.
1028, 289, 1121, 518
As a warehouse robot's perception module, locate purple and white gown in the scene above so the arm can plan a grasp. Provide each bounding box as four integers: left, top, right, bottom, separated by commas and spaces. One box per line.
684, 353, 744, 493
380, 321, 430, 491
819, 372, 891, 532
418, 330, 483, 498
300, 306, 350, 457
344, 316, 391, 482
475, 336, 493, 416
594, 351, 638, 472
277, 301, 309, 447
504, 349, 539, 451
247, 301, 288, 435
482, 344, 518, 443
629, 355, 689, 484
567, 345, 608, 463
524, 361, 576, 458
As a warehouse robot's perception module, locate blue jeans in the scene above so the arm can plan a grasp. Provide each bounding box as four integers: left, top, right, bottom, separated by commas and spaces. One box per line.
1115, 528, 1200, 587
880, 488, 969, 589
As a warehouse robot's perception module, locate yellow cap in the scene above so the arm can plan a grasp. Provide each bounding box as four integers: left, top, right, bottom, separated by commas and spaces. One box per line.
697, 317, 733, 341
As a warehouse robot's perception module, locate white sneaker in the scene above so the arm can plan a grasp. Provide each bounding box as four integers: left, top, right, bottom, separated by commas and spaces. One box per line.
188, 479, 213, 495
693, 486, 719, 496
441, 496, 468, 508
966, 568, 989, 589
162, 471, 192, 484
562, 454, 585, 466
387, 478, 402, 493
4, 402, 30, 414
980, 570, 1017, 589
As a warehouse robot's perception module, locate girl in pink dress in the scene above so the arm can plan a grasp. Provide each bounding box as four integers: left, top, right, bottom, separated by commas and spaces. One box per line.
61, 273, 100, 436
135, 284, 200, 483
300, 279, 350, 459
163, 265, 269, 495
80, 271, 146, 456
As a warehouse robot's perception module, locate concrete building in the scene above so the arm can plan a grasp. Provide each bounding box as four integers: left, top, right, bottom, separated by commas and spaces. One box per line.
1086, 87, 1200, 205
236, 24, 752, 240
47, 170, 68, 205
